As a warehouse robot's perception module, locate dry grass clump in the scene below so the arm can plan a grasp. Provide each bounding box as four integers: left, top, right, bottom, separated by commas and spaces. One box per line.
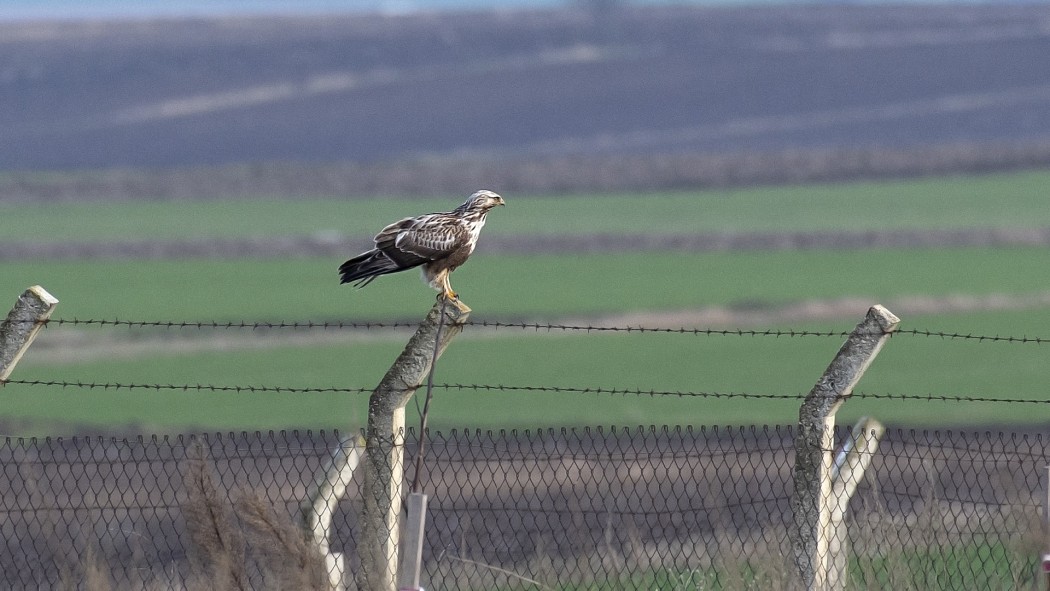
56, 442, 332, 591
234, 494, 329, 590
181, 442, 329, 591
182, 443, 250, 590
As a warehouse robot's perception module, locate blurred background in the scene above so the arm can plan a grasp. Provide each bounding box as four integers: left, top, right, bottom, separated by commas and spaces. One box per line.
1, 0, 1049, 434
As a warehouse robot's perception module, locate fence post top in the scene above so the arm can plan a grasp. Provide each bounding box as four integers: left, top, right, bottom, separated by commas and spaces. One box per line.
867, 305, 900, 333
438, 296, 471, 321
26, 286, 59, 306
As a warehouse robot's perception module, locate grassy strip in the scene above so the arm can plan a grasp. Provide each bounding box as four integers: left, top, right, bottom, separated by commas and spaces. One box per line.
6, 308, 1049, 433
3, 169, 1050, 242
494, 539, 1034, 591
849, 541, 1035, 591
3, 247, 1050, 321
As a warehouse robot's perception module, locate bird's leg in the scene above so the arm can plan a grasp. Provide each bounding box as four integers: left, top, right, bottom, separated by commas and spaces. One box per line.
441, 274, 458, 301
427, 268, 455, 301
437, 272, 471, 312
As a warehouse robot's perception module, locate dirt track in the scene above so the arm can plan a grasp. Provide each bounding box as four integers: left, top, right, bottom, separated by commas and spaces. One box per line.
5, 226, 1050, 262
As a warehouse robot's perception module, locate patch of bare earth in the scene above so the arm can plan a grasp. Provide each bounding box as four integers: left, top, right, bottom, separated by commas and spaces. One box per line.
5, 227, 1050, 261
589, 291, 1050, 330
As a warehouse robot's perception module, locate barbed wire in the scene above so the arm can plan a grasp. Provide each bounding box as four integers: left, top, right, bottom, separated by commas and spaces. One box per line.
851, 391, 1050, 404
22, 317, 850, 337
0, 380, 372, 394
470, 321, 849, 338
3, 379, 1048, 405
13, 317, 1050, 344
896, 328, 1048, 344
35, 318, 421, 330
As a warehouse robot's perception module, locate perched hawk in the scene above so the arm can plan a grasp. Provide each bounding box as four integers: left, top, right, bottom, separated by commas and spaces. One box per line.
339, 190, 505, 300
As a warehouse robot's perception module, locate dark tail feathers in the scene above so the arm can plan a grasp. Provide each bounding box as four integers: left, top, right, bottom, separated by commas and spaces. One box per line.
339, 250, 392, 287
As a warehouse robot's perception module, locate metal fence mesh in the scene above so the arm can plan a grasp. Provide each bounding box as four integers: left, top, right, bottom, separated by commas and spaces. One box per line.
0, 425, 1044, 590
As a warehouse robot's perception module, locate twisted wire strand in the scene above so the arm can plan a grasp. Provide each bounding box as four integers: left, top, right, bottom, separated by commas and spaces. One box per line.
3, 379, 1047, 404
894, 328, 1048, 344
34, 318, 419, 330
0, 380, 372, 394
11, 317, 1048, 343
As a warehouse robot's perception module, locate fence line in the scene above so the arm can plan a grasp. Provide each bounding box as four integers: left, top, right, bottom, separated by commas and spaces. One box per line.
0, 426, 1044, 590
5, 423, 1046, 445
6, 423, 1043, 469
4, 293, 1048, 590
4, 378, 1048, 406
2, 423, 1047, 457
9, 316, 1048, 344
1, 379, 373, 395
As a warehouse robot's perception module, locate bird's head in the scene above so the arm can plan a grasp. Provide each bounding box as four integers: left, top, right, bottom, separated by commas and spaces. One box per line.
459, 190, 505, 213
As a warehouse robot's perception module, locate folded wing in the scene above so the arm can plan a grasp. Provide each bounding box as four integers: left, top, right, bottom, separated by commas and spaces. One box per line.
338, 214, 470, 286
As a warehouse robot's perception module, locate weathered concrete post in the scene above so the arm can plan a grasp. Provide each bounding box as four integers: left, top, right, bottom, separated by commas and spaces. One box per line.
302, 433, 365, 591
792, 305, 898, 591
827, 416, 885, 589
0, 286, 59, 382
359, 298, 470, 591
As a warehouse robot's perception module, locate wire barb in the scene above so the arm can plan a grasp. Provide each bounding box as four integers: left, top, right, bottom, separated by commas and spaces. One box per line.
4, 379, 1047, 405
1, 380, 373, 394
893, 328, 1048, 344
32, 318, 420, 330
14, 316, 1048, 344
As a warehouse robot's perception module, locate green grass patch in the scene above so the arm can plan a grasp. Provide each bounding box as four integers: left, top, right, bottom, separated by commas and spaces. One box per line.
2, 246, 1047, 432
850, 539, 1034, 591
3, 169, 1050, 242
7, 308, 1049, 433
514, 539, 1035, 591
2, 247, 1049, 321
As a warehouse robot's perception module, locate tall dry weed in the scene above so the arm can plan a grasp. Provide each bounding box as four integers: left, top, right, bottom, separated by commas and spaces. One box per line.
56, 543, 113, 591
182, 442, 249, 591
234, 492, 329, 591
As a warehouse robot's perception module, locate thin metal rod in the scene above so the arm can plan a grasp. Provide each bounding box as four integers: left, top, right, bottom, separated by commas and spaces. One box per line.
412, 296, 448, 494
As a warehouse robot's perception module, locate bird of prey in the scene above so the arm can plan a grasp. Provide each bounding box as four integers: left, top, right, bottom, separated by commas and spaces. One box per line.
339, 190, 505, 300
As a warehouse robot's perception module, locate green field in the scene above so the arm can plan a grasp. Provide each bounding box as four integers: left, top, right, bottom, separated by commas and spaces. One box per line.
3, 169, 1050, 242
2, 247, 1049, 321
3, 170, 1049, 434
5, 305, 1049, 432
5, 243, 1050, 434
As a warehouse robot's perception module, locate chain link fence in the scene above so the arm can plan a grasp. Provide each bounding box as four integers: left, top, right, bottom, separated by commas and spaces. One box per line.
0, 424, 1045, 590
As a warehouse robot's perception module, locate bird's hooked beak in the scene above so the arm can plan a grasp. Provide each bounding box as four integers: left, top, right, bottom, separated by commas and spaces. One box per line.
495, 195, 506, 206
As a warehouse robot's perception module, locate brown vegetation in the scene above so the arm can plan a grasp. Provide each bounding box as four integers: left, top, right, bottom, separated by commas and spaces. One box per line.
5, 140, 1050, 203
52, 443, 330, 590
8, 226, 1050, 263
181, 442, 328, 591
182, 443, 250, 590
